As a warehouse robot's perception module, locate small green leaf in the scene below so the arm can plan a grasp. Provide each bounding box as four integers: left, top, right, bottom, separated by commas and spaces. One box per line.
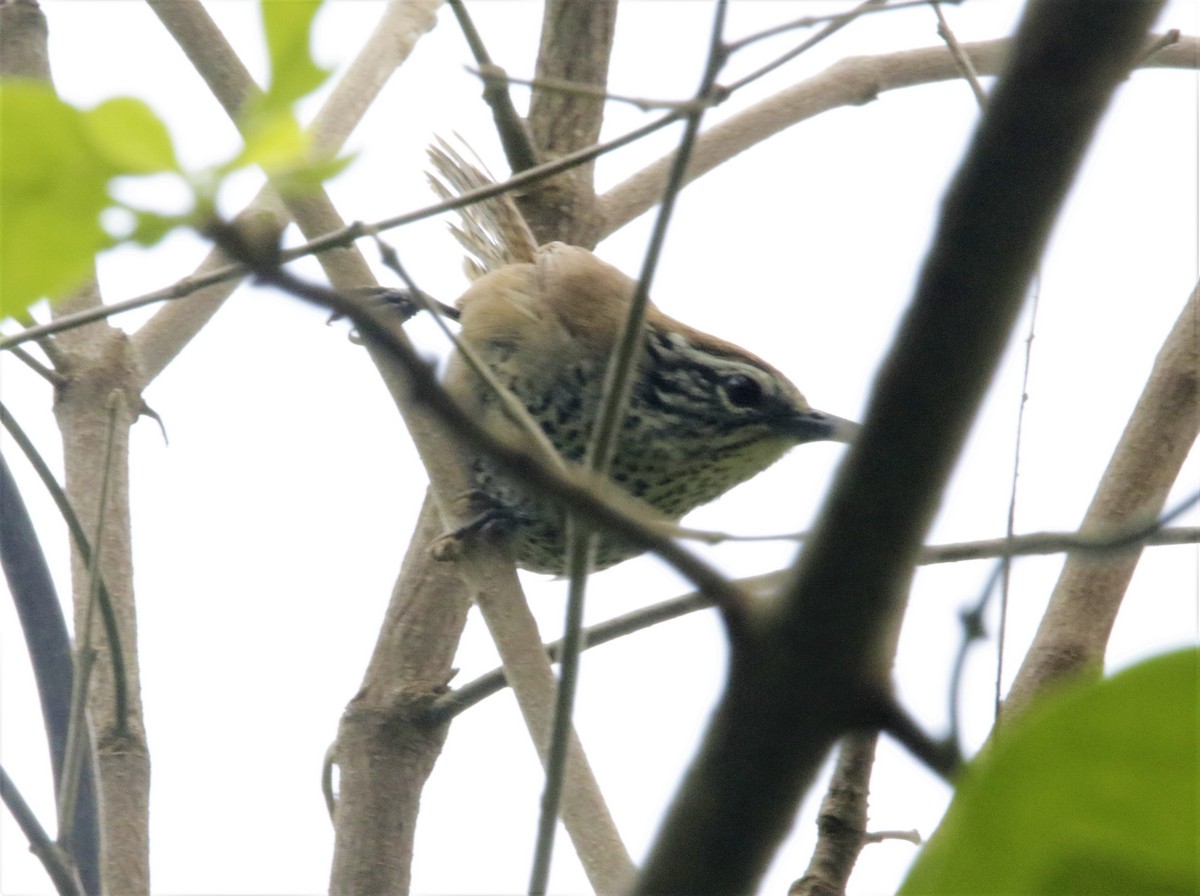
232, 110, 310, 175
84, 97, 179, 174
222, 1, 340, 193
127, 209, 185, 246
0, 80, 111, 316
900, 649, 1199, 896
270, 150, 355, 196
260, 0, 330, 111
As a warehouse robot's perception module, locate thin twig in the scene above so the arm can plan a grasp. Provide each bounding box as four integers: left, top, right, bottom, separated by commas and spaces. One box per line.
470, 66, 711, 113
932, 1, 989, 105
0, 763, 82, 896
1004, 272, 1200, 716
873, 695, 962, 781
949, 487, 1200, 749
0, 401, 127, 725
1135, 27, 1181, 65
9, 344, 64, 385
448, 0, 538, 171
947, 560, 1002, 755
726, 0, 944, 53
995, 276, 1041, 719
369, 236, 565, 471
529, 5, 732, 890
863, 829, 922, 845
209, 224, 753, 619
722, 0, 886, 95
427, 521, 1200, 723
596, 33, 1199, 238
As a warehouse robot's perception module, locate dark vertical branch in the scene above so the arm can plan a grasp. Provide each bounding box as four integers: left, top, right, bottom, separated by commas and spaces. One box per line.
0, 457, 101, 894
634, 3, 1165, 892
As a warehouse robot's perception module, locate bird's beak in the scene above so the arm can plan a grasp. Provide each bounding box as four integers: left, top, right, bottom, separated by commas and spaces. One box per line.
787, 408, 861, 444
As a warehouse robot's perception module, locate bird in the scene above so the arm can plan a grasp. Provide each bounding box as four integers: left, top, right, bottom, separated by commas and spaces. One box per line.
429, 142, 857, 574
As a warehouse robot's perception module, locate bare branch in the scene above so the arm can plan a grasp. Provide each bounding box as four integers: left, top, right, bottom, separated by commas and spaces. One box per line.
531, 8, 732, 884
1004, 279, 1200, 718
448, 0, 538, 171
207, 225, 642, 892
789, 733, 878, 896
726, 0, 943, 54
0, 109, 688, 358
0, 763, 82, 896
521, 0, 619, 246
428, 522, 1200, 722
932, 2, 988, 106
328, 497, 469, 896
596, 33, 1199, 238
465, 545, 636, 894
134, 0, 442, 383
722, 0, 886, 95
471, 66, 711, 112
634, 4, 1165, 891
7, 3, 148, 889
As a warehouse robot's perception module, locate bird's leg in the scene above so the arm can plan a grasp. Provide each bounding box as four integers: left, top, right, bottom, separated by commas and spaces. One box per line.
428, 489, 519, 561
355, 286, 461, 322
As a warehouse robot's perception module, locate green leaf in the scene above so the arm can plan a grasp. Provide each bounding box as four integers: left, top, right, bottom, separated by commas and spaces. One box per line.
0, 80, 111, 317
126, 209, 185, 246
83, 97, 179, 174
270, 149, 355, 196
259, 0, 330, 112
900, 649, 1200, 896
224, 1, 339, 191
232, 108, 310, 175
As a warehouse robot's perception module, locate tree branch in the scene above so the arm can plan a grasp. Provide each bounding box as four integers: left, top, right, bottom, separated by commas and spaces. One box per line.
521, 0, 619, 246
1003, 278, 1200, 718
206, 224, 638, 893
135, 0, 443, 384
634, 4, 1165, 892
596, 33, 1199, 237
427, 523, 1200, 722
448, 0, 538, 171
788, 733, 878, 896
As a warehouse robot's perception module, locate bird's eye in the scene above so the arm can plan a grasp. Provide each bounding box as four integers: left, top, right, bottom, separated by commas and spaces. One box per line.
721, 373, 763, 408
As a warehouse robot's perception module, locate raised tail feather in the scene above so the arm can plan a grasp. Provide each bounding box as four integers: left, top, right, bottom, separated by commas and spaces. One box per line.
426, 136, 538, 281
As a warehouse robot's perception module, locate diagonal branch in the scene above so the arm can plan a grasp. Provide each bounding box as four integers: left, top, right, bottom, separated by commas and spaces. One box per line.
595, 34, 1198, 237
134, 0, 443, 383
208, 225, 639, 893
448, 0, 538, 171
633, 3, 1165, 892
151, 5, 638, 889
1003, 279, 1200, 718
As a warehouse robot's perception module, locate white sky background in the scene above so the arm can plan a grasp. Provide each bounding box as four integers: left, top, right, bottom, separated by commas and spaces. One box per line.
1, 1, 1198, 893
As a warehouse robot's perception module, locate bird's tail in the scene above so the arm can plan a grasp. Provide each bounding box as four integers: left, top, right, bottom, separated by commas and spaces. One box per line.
426, 136, 538, 281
